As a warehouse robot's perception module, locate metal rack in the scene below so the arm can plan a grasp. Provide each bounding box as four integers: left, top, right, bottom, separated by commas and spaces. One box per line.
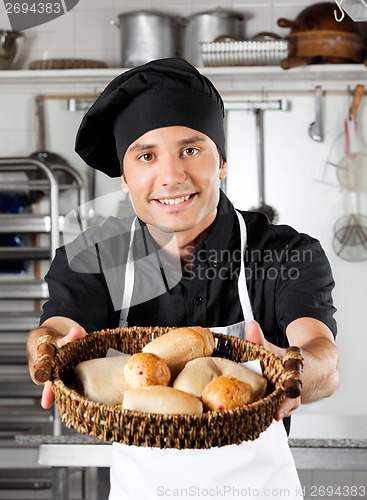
0, 156, 86, 499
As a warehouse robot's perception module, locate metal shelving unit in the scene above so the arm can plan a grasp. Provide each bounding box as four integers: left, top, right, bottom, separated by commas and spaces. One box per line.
0, 157, 86, 499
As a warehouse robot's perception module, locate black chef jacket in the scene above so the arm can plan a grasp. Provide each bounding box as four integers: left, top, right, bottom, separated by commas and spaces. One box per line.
41, 190, 337, 347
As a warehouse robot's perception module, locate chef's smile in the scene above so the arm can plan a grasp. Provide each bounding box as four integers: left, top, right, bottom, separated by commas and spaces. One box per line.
154, 193, 196, 209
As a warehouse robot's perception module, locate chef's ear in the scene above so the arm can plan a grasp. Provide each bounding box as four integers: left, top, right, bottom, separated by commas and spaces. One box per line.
121, 168, 129, 193
219, 159, 227, 181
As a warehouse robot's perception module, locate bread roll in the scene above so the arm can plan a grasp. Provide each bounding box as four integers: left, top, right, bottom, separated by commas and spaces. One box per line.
142, 326, 215, 377
124, 352, 171, 389
122, 386, 203, 414
74, 355, 131, 405
173, 356, 267, 401
201, 376, 253, 412
173, 357, 221, 397
210, 357, 267, 401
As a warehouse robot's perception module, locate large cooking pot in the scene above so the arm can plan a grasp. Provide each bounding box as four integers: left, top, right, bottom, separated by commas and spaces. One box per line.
114, 10, 179, 67
181, 8, 246, 67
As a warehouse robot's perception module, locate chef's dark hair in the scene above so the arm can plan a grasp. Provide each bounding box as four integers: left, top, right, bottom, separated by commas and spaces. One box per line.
75, 58, 226, 178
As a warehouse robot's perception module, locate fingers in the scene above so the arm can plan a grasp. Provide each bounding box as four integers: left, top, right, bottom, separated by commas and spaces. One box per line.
246, 322, 302, 421
245, 321, 265, 346
41, 381, 55, 409
275, 396, 301, 421
57, 325, 87, 347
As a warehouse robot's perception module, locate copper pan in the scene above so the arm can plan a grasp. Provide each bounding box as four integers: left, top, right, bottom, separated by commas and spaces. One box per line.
277, 2, 359, 35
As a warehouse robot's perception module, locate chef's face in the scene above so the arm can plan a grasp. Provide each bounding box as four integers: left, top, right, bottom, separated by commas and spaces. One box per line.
121, 126, 226, 237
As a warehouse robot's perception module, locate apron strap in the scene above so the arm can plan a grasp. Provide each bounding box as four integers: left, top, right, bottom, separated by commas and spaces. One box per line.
120, 217, 138, 324
235, 210, 254, 323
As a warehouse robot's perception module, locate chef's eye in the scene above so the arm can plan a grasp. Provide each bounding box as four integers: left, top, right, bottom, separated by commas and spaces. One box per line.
139, 153, 154, 162
182, 147, 198, 156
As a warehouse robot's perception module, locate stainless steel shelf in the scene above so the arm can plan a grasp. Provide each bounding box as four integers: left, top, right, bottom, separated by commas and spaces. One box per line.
0, 247, 50, 260
0, 214, 64, 234
0, 280, 49, 299
0, 343, 28, 364
0, 180, 81, 192
0, 312, 40, 332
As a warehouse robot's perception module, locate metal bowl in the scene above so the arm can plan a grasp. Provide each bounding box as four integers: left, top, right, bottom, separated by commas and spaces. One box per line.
0, 30, 24, 70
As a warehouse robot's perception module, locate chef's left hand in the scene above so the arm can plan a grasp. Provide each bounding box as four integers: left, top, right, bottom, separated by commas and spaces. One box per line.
245, 321, 301, 421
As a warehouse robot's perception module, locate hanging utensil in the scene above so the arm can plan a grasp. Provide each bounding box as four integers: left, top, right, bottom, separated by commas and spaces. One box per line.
336, 84, 367, 192
332, 84, 367, 261
308, 85, 323, 142
332, 201, 367, 261
250, 108, 278, 223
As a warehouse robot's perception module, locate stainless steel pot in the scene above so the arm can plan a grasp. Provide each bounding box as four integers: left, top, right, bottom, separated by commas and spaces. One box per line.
114, 10, 179, 67
181, 8, 246, 66
0, 30, 24, 70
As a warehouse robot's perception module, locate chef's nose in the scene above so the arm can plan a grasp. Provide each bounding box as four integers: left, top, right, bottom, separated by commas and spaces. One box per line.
157, 154, 186, 188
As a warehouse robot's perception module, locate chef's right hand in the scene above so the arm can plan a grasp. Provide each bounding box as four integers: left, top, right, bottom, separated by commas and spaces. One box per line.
28, 325, 87, 409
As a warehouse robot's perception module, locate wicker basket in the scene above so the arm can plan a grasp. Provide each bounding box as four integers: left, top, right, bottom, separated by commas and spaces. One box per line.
50, 327, 300, 449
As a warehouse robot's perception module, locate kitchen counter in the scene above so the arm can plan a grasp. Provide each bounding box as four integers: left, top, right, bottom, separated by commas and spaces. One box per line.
16, 417, 367, 470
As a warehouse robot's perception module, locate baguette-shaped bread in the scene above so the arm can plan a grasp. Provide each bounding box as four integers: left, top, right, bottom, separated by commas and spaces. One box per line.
74, 355, 131, 405
142, 326, 215, 378
124, 352, 171, 389
173, 356, 267, 401
122, 385, 203, 414
201, 376, 253, 412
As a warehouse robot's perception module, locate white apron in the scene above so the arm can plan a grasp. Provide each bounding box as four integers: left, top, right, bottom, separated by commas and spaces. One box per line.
109, 211, 302, 500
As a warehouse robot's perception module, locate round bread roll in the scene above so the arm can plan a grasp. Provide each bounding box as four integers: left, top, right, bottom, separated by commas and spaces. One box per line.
122, 385, 203, 414
124, 352, 171, 389
201, 376, 253, 412
74, 355, 131, 406
210, 357, 267, 401
173, 356, 267, 401
142, 326, 215, 377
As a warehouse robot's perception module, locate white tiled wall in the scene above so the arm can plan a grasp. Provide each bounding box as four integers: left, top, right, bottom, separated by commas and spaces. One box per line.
0, 0, 323, 69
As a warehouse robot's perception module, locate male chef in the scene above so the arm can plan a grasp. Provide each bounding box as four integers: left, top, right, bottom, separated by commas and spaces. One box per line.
27, 58, 338, 499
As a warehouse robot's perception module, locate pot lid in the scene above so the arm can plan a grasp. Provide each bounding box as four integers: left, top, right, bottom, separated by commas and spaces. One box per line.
188, 8, 246, 20
117, 9, 178, 19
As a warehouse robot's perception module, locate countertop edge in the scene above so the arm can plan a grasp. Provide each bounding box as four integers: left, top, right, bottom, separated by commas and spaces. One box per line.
15, 434, 367, 449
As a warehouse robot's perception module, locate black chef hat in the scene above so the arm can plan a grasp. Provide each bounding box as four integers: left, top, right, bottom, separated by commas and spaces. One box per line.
75, 58, 225, 177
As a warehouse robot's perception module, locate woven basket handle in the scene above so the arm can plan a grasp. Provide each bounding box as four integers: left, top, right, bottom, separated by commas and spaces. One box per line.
283, 346, 303, 399
33, 334, 58, 383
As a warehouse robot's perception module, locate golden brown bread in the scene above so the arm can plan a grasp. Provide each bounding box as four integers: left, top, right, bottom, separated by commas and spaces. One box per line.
201, 376, 254, 412
210, 357, 267, 401
122, 385, 203, 414
124, 352, 171, 389
173, 356, 267, 400
173, 357, 221, 397
74, 355, 131, 406
142, 326, 215, 377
